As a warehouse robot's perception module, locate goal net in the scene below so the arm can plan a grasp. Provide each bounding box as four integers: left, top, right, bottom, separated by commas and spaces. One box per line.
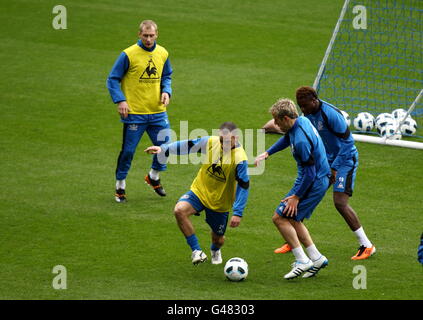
314, 0, 423, 147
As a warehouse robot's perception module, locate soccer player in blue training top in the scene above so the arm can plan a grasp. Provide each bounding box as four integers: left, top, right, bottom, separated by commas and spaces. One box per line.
145, 122, 250, 265
255, 99, 330, 280
107, 20, 173, 202
418, 232, 423, 265
295, 86, 375, 260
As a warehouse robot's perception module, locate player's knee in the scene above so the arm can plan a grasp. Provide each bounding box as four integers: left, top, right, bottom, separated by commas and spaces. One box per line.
272, 213, 284, 225
334, 197, 348, 212
173, 205, 187, 220
333, 192, 349, 207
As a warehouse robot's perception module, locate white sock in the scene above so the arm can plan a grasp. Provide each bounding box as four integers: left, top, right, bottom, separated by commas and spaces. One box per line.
149, 169, 160, 180
116, 179, 126, 190
305, 244, 322, 261
354, 227, 372, 247
291, 246, 310, 263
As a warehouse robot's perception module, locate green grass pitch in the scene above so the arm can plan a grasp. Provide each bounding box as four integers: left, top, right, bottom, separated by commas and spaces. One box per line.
0, 0, 422, 300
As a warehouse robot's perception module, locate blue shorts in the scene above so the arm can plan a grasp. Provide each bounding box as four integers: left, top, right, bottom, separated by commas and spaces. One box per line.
178, 190, 229, 236
275, 176, 329, 221
332, 153, 358, 196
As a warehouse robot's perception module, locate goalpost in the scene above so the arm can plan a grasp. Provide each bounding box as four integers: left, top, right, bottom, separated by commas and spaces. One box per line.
313, 0, 423, 149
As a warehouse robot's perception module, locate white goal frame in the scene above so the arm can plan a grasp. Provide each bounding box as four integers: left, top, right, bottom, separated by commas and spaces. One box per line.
313, 0, 423, 150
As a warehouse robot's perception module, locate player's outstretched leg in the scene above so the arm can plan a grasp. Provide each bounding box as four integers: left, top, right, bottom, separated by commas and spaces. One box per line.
174, 200, 207, 265
115, 123, 145, 202
333, 192, 376, 260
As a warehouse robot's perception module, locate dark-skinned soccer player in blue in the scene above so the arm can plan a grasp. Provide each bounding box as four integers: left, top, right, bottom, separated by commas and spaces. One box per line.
255, 98, 330, 279
296, 86, 375, 260
265, 87, 375, 260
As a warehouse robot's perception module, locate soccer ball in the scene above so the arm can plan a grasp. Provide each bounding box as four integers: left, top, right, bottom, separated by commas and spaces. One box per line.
400, 117, 417, 135
224, 257, 248, 281
378, 122, 401, 140
353, 112, 375, 132
375, 113, 396, 129
340, 110, 351, 126
391, 108, 409, 122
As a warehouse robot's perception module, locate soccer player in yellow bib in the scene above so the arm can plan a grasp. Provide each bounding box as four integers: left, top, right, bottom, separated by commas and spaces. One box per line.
107, 20, 172, 202
145, 122, 250, 265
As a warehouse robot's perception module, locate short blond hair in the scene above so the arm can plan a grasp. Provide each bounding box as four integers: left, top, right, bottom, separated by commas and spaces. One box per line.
269, 98, 299, 120
139, 20, 158, 33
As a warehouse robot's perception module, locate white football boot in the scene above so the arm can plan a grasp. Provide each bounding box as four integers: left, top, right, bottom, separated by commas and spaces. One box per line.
284, 260, 314, 280
191, 250, 207, 265
302, 255, 329, 278
211, 250, 223, 265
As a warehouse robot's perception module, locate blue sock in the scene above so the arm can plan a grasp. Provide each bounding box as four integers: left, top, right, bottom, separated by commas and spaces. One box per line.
186, 234, 201, 251
211, 243, 220, 251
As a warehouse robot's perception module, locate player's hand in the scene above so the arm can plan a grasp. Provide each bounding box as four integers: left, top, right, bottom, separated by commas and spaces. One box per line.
330, 168, 337, 184
117, 101, 129, 119
161, 92, 170, 106
281, 195, 299, 217
144, 146, 162, 154
254, 152, 269, 167
229, 215, 242, 228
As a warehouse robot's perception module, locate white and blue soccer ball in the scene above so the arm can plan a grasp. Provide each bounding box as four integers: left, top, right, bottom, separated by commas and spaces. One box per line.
377, 122, 402, 140
224, 257, 248, 281
353, 112, 375, 132
375, 112, 396, 129
399, 117, 417, 135
341, 110, 351, 126
391, 108, 409, 122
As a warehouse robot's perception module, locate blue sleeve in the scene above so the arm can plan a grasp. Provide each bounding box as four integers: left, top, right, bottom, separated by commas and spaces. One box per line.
233, 161, 250, 217
106, 52, 129, 103
328, 108, 348, 135
292, 140, 317, 198
161, 136, 209, 156
266, 135, 290, 156
161, 58, 173, 96
327, 108, 355, 170
292, 165, 316, 198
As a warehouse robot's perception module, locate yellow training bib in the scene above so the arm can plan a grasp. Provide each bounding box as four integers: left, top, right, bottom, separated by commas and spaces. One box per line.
121, 43, 169, 114
191, 136, 248, 212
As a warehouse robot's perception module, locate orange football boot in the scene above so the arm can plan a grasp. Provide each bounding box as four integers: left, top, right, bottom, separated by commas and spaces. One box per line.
351, 245, 376, 260
274, 243, 292, 254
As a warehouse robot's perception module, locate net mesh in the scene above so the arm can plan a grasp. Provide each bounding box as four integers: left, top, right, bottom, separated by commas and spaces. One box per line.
316, 0, 423, 136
